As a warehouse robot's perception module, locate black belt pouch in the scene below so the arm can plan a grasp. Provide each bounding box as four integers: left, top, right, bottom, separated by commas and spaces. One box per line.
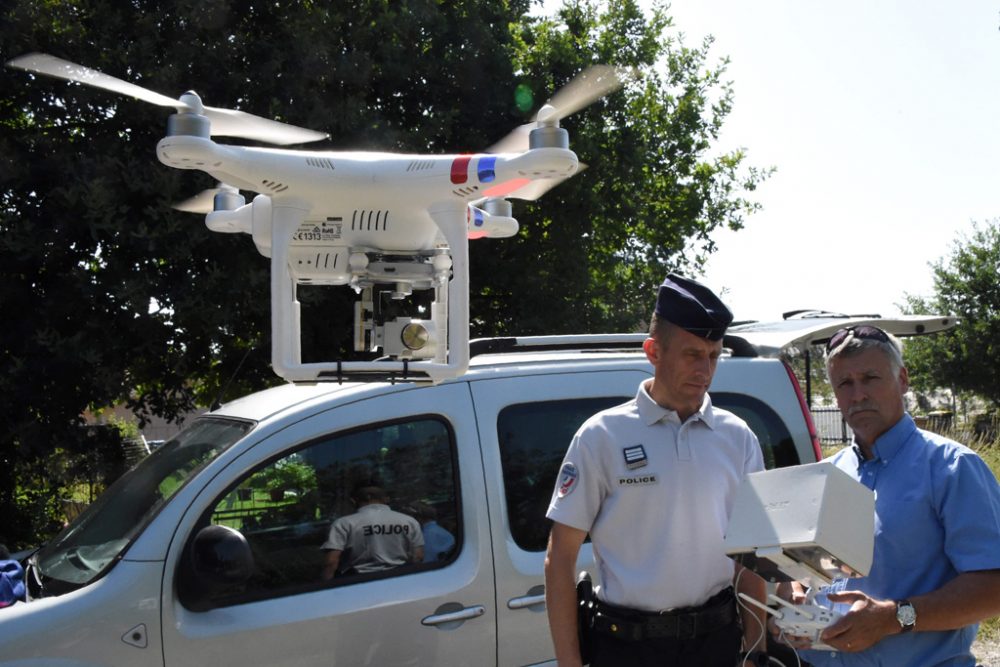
576, 571, 596, 665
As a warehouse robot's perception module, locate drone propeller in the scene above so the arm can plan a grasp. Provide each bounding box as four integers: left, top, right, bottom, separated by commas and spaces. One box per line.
488, 65, 631, 154
543, 65, 629, 122
6, 53, 328, 146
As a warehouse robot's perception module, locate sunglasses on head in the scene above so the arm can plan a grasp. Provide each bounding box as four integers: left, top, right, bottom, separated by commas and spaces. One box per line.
826, 325, 890, 352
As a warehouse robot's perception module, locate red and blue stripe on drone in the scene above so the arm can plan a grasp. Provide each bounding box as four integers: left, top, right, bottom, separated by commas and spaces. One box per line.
451, 155, 530, 198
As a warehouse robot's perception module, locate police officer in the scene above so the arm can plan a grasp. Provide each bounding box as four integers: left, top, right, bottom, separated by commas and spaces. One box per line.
544, 274, 768, 667
321, 485, 424, 579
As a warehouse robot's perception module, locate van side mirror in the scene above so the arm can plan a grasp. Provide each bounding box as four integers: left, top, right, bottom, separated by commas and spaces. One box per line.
191, 524, 254, 585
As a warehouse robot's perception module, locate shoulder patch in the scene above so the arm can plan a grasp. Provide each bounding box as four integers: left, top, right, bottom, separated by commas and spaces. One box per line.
557, 462, 579, 498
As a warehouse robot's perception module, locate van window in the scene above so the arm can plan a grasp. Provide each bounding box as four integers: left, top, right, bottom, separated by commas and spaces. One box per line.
496, 392, 800, 553
179, 416, 459, 610
497, 397, 628, 552
711, 392, 799, 469
32, 417, 252, 597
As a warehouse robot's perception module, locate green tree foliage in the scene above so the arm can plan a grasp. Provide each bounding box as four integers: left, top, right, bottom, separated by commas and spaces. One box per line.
903, 220, 1000, 407
0, 0, 527, 548
0, 0, 768, 547
475, 0, 771, 334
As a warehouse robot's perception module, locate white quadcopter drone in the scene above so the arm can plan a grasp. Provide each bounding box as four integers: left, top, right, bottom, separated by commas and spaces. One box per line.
8, 53, 628, 383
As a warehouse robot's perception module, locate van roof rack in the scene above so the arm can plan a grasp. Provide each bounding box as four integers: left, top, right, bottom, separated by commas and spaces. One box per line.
469, 333, 757, 359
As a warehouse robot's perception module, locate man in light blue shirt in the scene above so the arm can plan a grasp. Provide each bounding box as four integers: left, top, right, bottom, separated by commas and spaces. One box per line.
777, 326, 1000, 666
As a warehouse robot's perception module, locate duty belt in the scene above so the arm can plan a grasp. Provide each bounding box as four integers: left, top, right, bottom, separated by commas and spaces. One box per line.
591, 587, 736, 641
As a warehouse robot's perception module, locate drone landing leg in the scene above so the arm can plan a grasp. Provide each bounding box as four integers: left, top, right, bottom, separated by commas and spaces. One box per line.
429, 203, 470, 375
269, 200, 310, 379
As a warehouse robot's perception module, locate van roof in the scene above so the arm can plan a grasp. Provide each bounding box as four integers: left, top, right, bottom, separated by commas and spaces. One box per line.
209, 314, 956, 421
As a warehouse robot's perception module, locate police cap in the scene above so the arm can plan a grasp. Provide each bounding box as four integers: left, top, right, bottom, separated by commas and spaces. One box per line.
654, 273, 732, 341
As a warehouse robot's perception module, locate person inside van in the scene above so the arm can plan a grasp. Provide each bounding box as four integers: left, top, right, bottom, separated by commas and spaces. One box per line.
410, 501, 455, 563
321, 485, 424, 579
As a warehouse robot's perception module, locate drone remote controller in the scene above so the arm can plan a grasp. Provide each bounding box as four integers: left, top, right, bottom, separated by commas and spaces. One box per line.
738, 593, 842, 652
771, 601, 841, 651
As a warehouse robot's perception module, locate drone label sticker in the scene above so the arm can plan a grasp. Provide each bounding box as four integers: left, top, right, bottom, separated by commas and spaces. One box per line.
294, 219, 342, 242
557, 462, 579, 498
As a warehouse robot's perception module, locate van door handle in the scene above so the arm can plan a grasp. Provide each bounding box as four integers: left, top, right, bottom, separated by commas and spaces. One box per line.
421, 604, 486, 626
507, 594, 546, 609
507, 584, 546, 609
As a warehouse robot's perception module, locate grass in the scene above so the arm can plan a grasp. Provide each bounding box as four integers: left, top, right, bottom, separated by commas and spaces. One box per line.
982, 618, 999, 642
819, 427, 1000, 641
970, 435, 1000, 641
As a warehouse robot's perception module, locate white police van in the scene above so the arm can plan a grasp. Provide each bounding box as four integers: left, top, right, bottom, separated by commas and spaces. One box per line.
0, 316, 953, 666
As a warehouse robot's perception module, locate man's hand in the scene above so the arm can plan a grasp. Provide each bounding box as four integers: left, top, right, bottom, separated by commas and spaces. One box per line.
818, 591, 897, 652
774, 581, 806, 605
770, 590, 897, 653
771, 571, 1000, 653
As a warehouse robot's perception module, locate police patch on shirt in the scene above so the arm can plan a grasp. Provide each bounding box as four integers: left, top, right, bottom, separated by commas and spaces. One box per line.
557, 462, 579, 497
623, 444, 648, 470
617, 474, 658, 487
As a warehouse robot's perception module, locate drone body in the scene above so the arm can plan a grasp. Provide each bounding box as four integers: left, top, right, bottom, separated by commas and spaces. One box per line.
164, 135, 579, 266
7, 53, 624, 383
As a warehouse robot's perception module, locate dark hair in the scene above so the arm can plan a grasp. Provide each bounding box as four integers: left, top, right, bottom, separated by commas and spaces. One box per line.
0, 544, 9, 560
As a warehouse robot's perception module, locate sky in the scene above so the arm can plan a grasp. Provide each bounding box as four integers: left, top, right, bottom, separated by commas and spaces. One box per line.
547, 1, 1000, 322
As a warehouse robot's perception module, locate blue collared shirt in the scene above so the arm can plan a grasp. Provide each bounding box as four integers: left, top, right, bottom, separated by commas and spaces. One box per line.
802, 414, 1000, 666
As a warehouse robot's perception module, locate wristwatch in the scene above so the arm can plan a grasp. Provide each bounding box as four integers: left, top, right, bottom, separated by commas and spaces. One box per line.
895, 599, 917, 633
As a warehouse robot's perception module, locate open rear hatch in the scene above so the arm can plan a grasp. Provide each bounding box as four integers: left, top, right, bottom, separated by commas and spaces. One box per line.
728, 312, 958, 358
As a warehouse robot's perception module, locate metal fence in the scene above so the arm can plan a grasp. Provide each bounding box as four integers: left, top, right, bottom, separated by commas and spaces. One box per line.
811, 407, 853, 445
810, 408, 998, 448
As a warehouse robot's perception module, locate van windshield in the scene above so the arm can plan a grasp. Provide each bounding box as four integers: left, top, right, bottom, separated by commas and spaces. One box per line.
31, 417, 253, 596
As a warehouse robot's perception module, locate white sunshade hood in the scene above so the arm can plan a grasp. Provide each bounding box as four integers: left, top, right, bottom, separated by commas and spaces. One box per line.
728, 313, 958, 358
